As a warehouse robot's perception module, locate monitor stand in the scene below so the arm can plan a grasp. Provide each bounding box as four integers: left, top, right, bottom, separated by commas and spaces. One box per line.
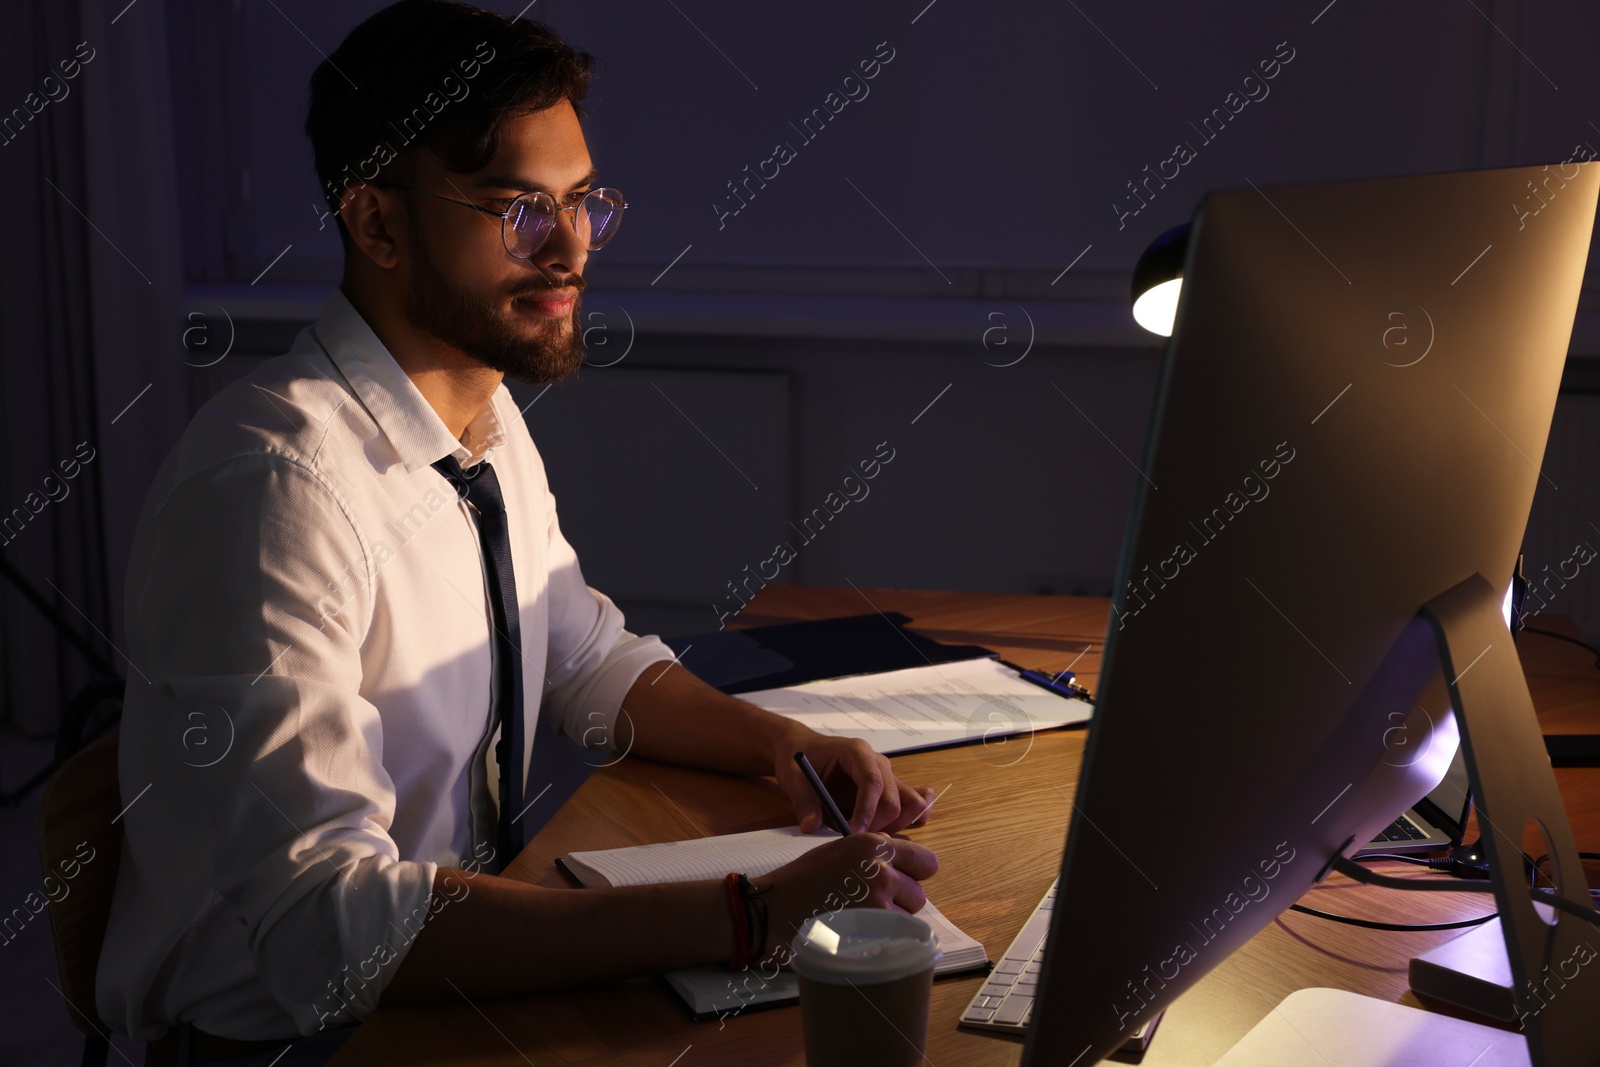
1214, 988, 1530, 1066
1409, 906, 1557, 1021
1402, 573, 1599, 1064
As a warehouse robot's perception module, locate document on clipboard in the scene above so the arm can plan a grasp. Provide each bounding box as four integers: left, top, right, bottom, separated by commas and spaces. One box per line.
734, 656, 1093, 756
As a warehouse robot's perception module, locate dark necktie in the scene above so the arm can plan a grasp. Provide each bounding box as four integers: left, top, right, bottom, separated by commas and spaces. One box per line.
431, 454, 525, 873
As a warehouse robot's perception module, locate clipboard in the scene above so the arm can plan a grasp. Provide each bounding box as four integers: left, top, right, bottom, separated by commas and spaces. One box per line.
660, 611, 996, 694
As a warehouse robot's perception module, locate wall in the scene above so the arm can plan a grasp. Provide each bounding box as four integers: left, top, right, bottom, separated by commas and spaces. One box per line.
166, 0, 1600, 639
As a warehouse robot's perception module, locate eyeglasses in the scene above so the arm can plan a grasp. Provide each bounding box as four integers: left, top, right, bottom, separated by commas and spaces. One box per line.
373, 182, 627, 260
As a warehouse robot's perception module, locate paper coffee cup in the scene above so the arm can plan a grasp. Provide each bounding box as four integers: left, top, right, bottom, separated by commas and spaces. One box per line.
790, 909, 942, 1067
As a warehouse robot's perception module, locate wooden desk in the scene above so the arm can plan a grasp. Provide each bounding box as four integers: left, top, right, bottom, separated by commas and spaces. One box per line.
331, 587, 1600, 1066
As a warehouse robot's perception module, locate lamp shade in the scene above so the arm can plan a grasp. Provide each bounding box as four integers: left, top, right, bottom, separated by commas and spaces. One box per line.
1130, 223, 1190, 336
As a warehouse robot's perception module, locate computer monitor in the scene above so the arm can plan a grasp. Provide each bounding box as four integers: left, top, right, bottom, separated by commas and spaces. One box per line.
1023, 163, 1600, 1065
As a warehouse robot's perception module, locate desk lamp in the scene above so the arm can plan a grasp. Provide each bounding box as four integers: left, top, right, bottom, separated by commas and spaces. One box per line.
1130, 222, 1189, 336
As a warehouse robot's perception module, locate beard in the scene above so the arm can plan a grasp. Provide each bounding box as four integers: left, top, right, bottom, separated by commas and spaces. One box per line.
402, 236, 586, 387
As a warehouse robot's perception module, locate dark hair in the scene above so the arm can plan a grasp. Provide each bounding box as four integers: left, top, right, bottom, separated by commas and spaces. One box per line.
305, 0, 594, 248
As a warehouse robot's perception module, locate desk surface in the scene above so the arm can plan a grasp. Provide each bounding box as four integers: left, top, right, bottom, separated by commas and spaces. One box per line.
331, 586, 1600, 1067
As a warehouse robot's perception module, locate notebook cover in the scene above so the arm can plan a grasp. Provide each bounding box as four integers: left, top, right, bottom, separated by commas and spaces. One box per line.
668, 960, 996, 1024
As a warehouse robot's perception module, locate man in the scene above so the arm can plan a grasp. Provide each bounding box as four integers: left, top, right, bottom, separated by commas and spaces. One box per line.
96, 3, 939, 1063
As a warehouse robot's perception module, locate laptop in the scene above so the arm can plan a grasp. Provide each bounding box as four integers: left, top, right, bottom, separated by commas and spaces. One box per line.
1356, 739, 1471, 856
1355, 574, 1506, 858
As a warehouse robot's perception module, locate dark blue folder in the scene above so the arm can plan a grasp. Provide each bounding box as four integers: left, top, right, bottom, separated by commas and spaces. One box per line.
660, 612, 996, 694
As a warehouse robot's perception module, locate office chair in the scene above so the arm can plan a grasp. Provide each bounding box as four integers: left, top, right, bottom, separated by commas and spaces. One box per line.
37, 677, 125, 1067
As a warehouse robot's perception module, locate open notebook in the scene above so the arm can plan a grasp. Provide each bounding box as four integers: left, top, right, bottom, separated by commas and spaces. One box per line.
557, 826, 991, 1021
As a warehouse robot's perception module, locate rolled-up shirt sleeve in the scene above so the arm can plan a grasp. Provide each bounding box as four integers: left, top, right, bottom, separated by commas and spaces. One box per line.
138, 451, 438, 1032
537, 480, 677, 751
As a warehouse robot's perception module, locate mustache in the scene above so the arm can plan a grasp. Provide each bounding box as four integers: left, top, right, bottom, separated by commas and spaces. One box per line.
514, 274, 586, 297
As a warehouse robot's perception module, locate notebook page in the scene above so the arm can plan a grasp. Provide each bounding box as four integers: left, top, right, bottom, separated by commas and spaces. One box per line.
562, 830, 986, 969
564, 826, 842, 887
913, 899, 986, 965
664, 963, 796, 1015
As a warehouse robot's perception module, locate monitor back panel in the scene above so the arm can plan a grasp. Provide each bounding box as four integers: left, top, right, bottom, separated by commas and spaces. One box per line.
1023, 162, 1599, 1065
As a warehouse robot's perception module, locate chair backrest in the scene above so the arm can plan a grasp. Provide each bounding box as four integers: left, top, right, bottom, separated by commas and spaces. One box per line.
37, 729, 124, 1036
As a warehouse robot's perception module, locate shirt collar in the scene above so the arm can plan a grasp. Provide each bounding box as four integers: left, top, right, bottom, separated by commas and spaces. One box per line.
314, 286, 506, 472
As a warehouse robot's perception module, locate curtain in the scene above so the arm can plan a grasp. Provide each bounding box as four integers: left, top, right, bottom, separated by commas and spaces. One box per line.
0, 0, 188, 744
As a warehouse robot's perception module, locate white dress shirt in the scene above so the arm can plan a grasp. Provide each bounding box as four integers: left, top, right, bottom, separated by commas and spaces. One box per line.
96, 287, 675, 1041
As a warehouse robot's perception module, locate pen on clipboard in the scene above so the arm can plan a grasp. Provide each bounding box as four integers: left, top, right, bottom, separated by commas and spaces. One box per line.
794, 751, 854, 835
996, 658, 1093, 702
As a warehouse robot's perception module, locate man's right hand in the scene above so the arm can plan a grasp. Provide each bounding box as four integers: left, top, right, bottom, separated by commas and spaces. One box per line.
753, 833, 939, 967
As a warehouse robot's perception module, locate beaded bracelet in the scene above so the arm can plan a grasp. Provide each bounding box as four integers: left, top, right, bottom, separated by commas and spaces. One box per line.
723, 872, 750, 970
737, 874, 770, 965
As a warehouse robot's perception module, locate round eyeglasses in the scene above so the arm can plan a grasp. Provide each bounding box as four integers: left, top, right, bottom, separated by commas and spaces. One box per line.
373, 182, 627, 260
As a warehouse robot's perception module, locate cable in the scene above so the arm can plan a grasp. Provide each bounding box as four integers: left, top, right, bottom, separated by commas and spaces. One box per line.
1528, 852, 1600, 892
1288, 902, 1499, 932
1516, 624, 1600, 669
1433, 839, 1493, 880
1292, 853, 1497, 931
1353, 853, 1436, 867
1299, 847, 1600, 931
1330, 855, 1600, 929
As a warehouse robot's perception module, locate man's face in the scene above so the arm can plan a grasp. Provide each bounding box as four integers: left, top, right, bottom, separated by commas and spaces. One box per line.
400, 99, 592, 386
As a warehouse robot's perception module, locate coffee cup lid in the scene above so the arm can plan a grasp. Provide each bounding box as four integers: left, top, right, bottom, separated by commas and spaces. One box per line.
789, 908, 942, 985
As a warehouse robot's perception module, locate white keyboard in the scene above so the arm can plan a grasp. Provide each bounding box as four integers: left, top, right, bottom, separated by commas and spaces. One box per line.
959, 879, 1160, 1051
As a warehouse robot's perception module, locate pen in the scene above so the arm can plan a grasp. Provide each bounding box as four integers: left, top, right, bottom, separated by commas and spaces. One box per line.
793, 751, 854, 836
997, 658, 1093, 702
